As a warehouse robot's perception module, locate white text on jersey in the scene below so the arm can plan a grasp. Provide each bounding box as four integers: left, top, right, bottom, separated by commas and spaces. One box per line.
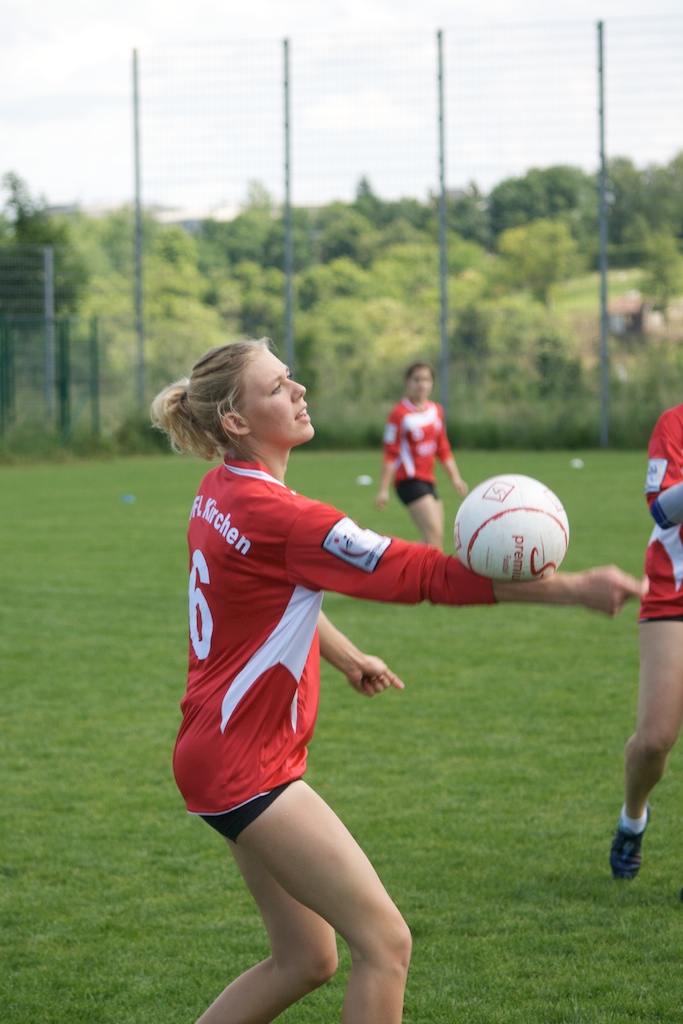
190, 495, 252, 555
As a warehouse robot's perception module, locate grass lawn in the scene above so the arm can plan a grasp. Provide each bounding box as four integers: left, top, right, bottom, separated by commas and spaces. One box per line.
2, 449, 682, 1023
556, 268, 644, 313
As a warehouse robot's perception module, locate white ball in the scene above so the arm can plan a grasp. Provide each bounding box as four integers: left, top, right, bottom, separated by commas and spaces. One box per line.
454, 474, 569, 581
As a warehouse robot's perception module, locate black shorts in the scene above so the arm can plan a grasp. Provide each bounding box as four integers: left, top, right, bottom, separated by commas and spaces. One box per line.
199, 779, 299, 842
639, 615, 683, 624
395, 478, 439, 506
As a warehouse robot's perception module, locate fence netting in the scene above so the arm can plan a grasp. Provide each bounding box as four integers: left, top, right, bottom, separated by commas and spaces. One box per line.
1, 16, 682, 447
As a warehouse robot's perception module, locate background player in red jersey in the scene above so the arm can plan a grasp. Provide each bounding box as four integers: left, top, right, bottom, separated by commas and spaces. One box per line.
151, 338, 644, 1024
610, 402, 683, 881
376, 361, 469, 549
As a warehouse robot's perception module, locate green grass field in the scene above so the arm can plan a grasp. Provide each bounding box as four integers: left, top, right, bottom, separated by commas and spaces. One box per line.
2, 449, 682, 1023
555, 268, 643, 313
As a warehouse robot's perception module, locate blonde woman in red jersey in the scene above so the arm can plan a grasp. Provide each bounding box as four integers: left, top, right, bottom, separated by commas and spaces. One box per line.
376, 361, 468, 549
151, 338, 644, 1024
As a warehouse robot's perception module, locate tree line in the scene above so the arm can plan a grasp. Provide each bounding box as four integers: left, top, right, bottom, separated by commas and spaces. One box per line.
1, 155, 683, 445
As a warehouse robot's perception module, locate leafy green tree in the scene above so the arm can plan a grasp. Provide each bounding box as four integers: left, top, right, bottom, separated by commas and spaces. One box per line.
353, 176, 384, 226
477, 296, 555, 403
0, 172, 89, 314
601, 149, 683, 267
143, 226, 229, 388
605, 157, 650, 266
497, 218, 582, 307
297, 291, 436, 411
69, 206, 140, 279
534, 328, 583, 398
198, 182, 314, 274
370, 243, 439, 303
638, 152, 683, 241
447, 232, 490, 277
297, 258, 371, 312
229, 261, 286, 340
315, 202, 381, 267
353, 176, 432, 234
152, 225, 199, 269
377, 216, 430, 248
1, 172, 52, 241
488, 165, 593, 241
199, 194, 277, 269
615, 213, 651, 267
447, 183, 492, 249
641, 233, 683, 317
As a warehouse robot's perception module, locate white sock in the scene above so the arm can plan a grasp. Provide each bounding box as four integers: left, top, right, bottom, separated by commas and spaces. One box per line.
620, 805, 648, 834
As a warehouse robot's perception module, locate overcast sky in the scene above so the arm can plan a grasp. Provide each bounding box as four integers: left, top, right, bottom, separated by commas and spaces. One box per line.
2, 0, 682, 210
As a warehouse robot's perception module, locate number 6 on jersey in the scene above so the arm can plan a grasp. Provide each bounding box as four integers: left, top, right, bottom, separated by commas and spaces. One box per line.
189, 548, 213, 659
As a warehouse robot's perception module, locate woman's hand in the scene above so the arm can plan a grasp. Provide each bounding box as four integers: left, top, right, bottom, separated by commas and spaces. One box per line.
345, 655, 405, 697
492, 565, 647, 617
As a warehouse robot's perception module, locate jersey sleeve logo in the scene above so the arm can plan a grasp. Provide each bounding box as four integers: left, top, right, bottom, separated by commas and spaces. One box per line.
646, 458, 668, 493
323, 517, 392, 572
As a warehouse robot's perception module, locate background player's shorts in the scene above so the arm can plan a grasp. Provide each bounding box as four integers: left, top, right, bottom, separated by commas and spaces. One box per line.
395, 479, 438, 506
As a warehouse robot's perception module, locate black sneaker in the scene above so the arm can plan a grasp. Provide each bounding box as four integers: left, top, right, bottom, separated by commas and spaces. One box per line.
610, 806, 650, 880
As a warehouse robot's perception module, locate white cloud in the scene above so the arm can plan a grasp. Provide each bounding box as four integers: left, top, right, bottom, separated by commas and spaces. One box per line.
305, 89, 423, 134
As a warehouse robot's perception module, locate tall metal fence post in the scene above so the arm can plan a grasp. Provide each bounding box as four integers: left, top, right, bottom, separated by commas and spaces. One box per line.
43, 245, 55, 420
437, 29, 449, 419
0, 317, 8, 435
57, 317, 71, 439
4, 320, 15, 429
283, 38, 295, 376
133, 48, 146, 407
597, 21, 610, 448
90, 316, 100, 437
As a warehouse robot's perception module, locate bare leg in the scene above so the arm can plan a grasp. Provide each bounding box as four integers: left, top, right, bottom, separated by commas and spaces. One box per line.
196, 781, 411, 1024
196, 843, 338, 1024
406, 493, 445, 548
623, 620, 683, 819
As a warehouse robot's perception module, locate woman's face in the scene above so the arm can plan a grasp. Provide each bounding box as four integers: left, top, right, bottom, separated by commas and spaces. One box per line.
235, 347, 314, 454
406, 368, 434, 406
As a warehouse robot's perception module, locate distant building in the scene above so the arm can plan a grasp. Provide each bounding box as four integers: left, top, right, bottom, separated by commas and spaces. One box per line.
46, 200, 240, 230
151, 203, 240, 231
608, 291, 649, 335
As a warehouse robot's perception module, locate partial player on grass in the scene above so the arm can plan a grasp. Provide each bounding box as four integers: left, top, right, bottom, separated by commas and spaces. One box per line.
151, 337, 645, 1024
609, 401, 683, 886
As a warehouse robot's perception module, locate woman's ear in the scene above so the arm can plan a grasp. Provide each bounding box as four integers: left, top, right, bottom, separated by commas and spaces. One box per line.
221, 410, 250, 437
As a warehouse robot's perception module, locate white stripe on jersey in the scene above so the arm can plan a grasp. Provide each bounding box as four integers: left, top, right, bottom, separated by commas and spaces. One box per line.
220, 585, 324, 733
650, 523, 683, 591
398, 436, 415, 477
225, 464, 287, 487
397, 403, 439, 478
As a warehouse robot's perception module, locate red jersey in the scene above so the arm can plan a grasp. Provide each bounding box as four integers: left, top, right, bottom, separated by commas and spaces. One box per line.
382, 398, 452, 485
174, 457, 495, 816
640, 403, 683, 620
